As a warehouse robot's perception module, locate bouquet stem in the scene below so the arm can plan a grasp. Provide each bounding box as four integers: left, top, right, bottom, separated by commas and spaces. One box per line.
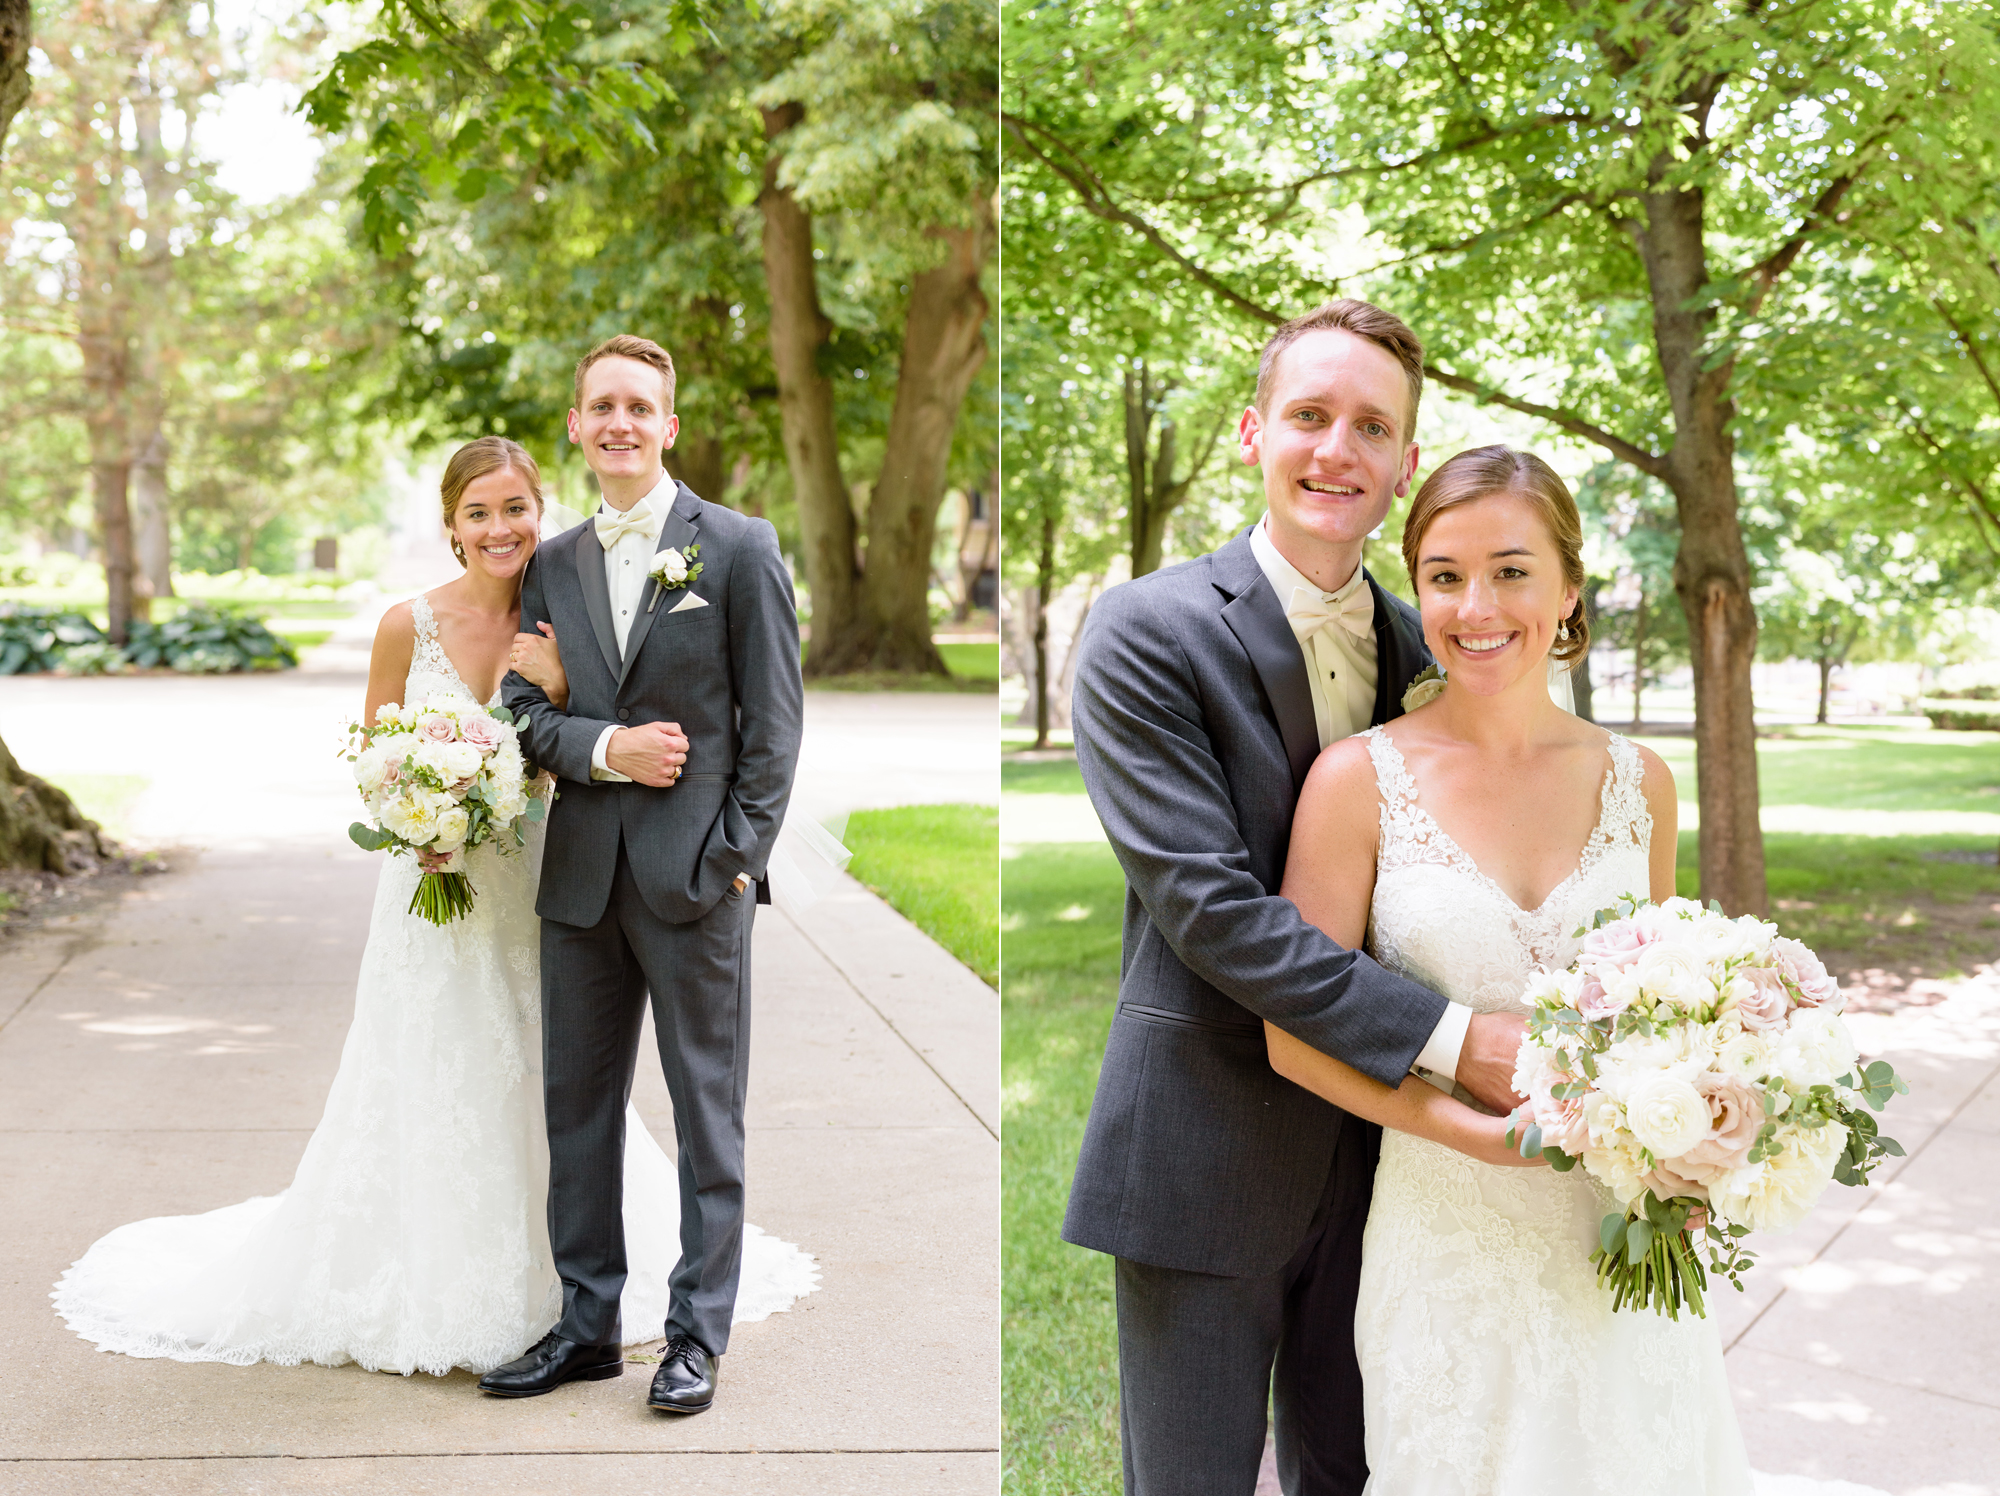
409, 870, 475, 925
1592, 1210, 1709, 1320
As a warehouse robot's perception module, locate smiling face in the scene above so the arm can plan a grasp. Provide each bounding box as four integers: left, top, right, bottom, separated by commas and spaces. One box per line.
567, 355, 679, 489
1239, 328, 1420, 586
1412, 490, 1580, 695
450, 466, 540, 581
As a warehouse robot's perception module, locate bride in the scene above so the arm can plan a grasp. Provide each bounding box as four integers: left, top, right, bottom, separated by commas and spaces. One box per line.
1265, 445, 1876, 1494
52, 436, 818, 1376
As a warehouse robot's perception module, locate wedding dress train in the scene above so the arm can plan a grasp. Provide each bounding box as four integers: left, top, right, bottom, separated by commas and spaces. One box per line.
51, 593, 819, 1374
1353, 727, 1884, 1496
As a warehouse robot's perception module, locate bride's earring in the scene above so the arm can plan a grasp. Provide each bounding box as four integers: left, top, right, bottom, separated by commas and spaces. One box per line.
1557, 621, 1571, 641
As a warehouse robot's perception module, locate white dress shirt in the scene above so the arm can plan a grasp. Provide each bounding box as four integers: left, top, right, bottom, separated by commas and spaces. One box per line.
1249, 517, 1470, 1083
587, 473, 675, 782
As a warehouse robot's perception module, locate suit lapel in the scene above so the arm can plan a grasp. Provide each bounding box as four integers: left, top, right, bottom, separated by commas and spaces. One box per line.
617, 482, 703, 688
573, 525, 623, 681
1369, 577, 1434, 725
1214, 532, 1319, 793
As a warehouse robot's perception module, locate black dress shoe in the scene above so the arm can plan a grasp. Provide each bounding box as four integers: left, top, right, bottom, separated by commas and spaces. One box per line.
647, 1333, 716, 1413
478, 1331, 623, 1398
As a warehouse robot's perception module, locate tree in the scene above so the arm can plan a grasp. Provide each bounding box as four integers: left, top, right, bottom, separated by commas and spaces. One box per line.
3, 0, 226, 640
1122, 362, 1227, 578
1005, 0, 2000, 913
307, 0, 998, 679
0, 0, 115, 874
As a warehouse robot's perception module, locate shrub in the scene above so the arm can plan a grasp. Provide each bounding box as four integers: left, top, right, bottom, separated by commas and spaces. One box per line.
124, 604, 297, 673
0, 606, 106, 675
1919, 698, 2000, 731
57, 642, 127, 676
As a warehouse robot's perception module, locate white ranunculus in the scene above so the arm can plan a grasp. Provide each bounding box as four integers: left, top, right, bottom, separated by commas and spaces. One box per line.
1582, 1089, 1625, 1147
1715, 1029, 1774, 1081
493, 789, 528, 822
1775, 1008, 1860, 1090
1708, 1120, 1848, 1233
432, 805, 471, 852
1624, 1074, 1713, 1158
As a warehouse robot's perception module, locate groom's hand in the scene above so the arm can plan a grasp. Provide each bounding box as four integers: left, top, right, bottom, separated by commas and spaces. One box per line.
606, 722, 690, 787
1455, 1011, 1529, 1115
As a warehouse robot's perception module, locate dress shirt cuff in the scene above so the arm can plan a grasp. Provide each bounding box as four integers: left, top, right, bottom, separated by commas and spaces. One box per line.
1413, 1001, 1471, 1084
590, 723, 633, 783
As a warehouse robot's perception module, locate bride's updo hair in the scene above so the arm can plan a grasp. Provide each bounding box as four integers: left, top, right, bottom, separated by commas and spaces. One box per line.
1401, 445, 1589, 663
440, 437, 544, 566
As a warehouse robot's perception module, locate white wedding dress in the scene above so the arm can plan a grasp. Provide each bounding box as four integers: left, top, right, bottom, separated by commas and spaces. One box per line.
51, 594, 820, 1375
1353, 727, 1883, 1496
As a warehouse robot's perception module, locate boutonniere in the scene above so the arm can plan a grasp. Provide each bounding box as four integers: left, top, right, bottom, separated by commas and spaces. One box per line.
646, 544, 701, 612
1401, 663, 1446, 713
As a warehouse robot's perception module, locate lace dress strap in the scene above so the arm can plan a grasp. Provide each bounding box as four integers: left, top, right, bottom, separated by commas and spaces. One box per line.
1596, 733, 1654, 856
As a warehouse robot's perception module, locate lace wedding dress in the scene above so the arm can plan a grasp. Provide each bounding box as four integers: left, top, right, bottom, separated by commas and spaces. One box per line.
52, 593, 819, 1375
1353, 727, 1883, 1496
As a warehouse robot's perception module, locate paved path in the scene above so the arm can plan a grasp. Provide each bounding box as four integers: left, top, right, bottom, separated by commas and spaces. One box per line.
0, 675, 998, 1492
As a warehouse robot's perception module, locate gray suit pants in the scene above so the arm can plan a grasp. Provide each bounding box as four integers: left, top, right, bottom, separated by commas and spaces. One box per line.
540, 839, 753, 1356
1116, 1117, 1377, 1496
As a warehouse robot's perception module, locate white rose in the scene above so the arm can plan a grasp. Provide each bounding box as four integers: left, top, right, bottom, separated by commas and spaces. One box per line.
1715, 1029, 1773, 1081
353, 746, 391, 796
652, 548, 690, 585
432, 805, 471, 852
1775, 1008, 1860, 1090
1708, 1120, 1848, 1233
493, 789, 529, 822
1624, 1074, 1713, 1159
1582, 1089, 1625, 1147
440, 740, 483, 783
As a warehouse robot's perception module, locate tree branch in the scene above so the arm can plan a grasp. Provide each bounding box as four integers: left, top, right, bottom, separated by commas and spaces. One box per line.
1892, 399, 2000, 559
1003, 115, 1289, 324
1737, 116, 1903, 316
1425, 362, 1671, 479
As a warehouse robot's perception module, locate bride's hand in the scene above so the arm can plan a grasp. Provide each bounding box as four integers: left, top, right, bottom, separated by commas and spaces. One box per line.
511, 622, 569, 710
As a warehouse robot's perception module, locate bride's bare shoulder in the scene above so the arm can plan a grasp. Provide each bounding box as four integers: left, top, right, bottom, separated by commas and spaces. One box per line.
372, 601, 416, 650
1296, 732, 1388, 834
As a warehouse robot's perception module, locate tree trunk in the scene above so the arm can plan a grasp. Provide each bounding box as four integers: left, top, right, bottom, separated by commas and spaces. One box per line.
841, 193, 995, 675
0, 735, 115, 872
132, 426, 173, 602
1816, 653, 1833, 725
1033, 507, 1054, 749
1636, 184, 1767, 915
0, 0, 28, 153
758, 103, 860, 677
1571, 581, 1598, 723
1631, 580, 1646, 729
664, 434, 728, 507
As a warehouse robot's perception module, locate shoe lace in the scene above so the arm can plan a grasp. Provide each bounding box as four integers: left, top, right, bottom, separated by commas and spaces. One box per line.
662, 1333, 702, 1368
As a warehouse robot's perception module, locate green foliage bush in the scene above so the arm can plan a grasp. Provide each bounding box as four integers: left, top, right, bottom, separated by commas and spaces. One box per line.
124, 604, 298, 673
57, 642, 127, 676
1919, 699, 2000, 731
0, 606, 106, 674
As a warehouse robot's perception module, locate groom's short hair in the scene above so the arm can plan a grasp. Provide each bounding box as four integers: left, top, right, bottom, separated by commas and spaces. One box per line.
573, 334, 677, 413
1254, 299, 1425, 438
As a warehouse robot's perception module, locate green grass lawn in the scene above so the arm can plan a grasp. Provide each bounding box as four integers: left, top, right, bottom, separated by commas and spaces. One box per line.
1000, 724, 2000, 1488
1003, 842, 1126, 1495
801, 640, 1000, 692
843, 803, 998, 986
939, 640, 1000, 682
42, 774, 149, 842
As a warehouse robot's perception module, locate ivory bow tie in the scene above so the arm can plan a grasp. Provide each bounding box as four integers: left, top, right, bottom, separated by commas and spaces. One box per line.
595, 506, 658, 548
1286, 583, 1374, 645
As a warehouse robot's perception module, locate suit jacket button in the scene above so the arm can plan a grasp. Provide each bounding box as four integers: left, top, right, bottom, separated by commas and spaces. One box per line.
617, 709, 631, 721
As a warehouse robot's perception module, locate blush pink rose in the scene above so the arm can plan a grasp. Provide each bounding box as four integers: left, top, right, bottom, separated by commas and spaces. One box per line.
1640, 1157, 1710, 1204
417, 713, 457, 743
1734, 967, 1791, 1033
1670, 1073, 1764, 1185
1581, 919, 1658, 970
1574, 973, 1630, 1020
1772, 936, 1845, 1012
459, 715, 505, 755
1532, 1095, 1591, 1157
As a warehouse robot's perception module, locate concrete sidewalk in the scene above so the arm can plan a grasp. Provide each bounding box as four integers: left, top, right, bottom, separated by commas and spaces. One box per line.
0, 677, 998, 1492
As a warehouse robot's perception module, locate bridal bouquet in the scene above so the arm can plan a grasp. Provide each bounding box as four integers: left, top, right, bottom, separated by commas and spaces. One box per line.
343, 699, 546, 924
1507, 895, 1906, 1319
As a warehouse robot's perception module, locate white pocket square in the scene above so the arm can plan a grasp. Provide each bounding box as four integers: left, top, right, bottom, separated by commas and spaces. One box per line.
667, 591, 709, 614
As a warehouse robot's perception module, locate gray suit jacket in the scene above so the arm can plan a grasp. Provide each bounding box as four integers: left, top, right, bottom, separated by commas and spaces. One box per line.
1062, 528, 1448, 1277
503, 482, 804, 929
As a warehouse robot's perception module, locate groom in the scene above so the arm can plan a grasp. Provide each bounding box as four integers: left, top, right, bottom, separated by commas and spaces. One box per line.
485, 334, 803, 1412
1065, 300, 1526, 1494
